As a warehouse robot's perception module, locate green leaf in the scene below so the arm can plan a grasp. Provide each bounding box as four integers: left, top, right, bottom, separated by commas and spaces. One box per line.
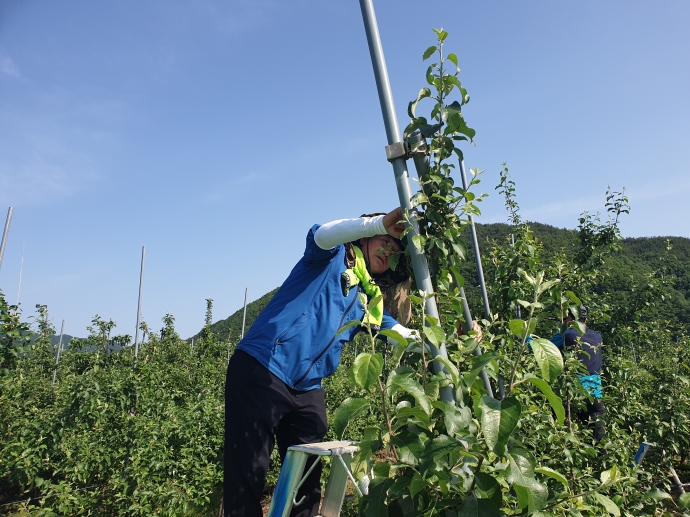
519, 269, 536, 286
409, 472, 426, 497
422, 45, 437, 60
420, 435, 465, 465
537, 278, 560, 296
433, 28, 449, 42
566, 291, 582, 305
408, 294, 423, 305
530, 338, 564, 382
363, 478, 393, 517
451, 241, 467, 260
419, 122, 442, 137
473, 472, 502, 507
509, 319, 528, 339
592, 493, 620, 516
600, 465, 622, 485
353, 353, 384, 390
390, 431, 425, 465
422, 325, 445, 348
644, 488, 672, 501
388, 476, 411, 495
393, 406, 431, 429
445, 99, 463, 118
479, 396, 521, 455
426, 65, 435, 86
446, 52, 459, 67
408, 87, 432, 118
378, 329, 408, 347
433, 400, 471, 436
388, 343, 406, 369
432, 355, 460, 386
457, 495, 501, 517
388, 253, 399, 271
464, 352, 497, 389
336, 319, 361, 337
678, 492, 690, 508
571, 320, 587, 335
516, 377, 565, 424
390, 375, 432, 416
507, 451, 548, 513
333, 398, 369, 440
411, 234, 426, 252
534, 466, 569, 486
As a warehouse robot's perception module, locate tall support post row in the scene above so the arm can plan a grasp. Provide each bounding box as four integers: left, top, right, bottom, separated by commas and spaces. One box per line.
134, 246, 146, 361
0, 207, 13, 273
359, 0, 453, 402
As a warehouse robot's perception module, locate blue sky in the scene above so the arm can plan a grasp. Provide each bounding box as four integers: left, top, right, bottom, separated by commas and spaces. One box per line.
1, 0, 688, 339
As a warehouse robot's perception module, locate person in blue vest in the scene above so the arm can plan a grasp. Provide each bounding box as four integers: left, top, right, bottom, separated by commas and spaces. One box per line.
224, 208, 417, 517
551, 305, 605, 442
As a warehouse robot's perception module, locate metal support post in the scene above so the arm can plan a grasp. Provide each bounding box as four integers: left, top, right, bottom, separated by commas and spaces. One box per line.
241, 287, 248, 339
510, 234, 521, 319
16, 243, 25, 305
458, 162, 491, 321
458, 160, 504, 399
52, 320, 65, 388
407, 131, 493, 397
0, 207, 13, 273
134, 246, 146, 361
359, 0, 452, 402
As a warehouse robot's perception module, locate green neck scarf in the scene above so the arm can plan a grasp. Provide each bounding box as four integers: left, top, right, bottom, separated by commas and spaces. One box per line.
341, 245, 383, 329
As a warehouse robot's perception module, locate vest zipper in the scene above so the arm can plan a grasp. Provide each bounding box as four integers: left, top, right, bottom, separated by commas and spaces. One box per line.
291, 286, 361, 389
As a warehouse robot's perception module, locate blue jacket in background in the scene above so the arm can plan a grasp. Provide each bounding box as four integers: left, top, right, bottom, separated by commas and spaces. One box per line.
551, 328, 603, 398
236, 225, 398, 391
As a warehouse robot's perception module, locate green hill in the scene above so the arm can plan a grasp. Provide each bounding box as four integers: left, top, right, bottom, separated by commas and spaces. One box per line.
460, 222, 690, 327
194, 224, 690, 340
189, 288, 279, 343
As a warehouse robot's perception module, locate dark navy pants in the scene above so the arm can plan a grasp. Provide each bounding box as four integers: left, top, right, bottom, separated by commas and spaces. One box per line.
224, 350, 328, 517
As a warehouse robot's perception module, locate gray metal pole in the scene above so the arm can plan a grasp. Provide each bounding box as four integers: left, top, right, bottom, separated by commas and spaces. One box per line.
359, 0, 453, 402
16, 243, 25, 305
458, 161, 504, 398
459, 162, 491, 320
510, 233, 521, 319
134, 246, 146, 360
408, 131, 493, 397
407, 131, 494, 397
241, 287, 248, 339
52, 320, 65, 388
455, 282, 494, 398
0, 207, 13, 273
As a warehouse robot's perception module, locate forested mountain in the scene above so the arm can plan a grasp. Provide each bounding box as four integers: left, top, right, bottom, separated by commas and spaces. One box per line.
196, 222, 690, 341
189, 288, 279, 344
461, 222, 690, 328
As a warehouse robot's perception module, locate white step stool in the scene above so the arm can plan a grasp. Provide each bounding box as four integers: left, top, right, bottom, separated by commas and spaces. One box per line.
267, 440, 361, 517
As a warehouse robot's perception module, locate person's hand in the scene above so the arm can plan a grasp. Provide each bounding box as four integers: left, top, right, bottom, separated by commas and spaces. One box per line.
458, 320, 483, 342
383, 207, 405, 239
471, 321, 483, 343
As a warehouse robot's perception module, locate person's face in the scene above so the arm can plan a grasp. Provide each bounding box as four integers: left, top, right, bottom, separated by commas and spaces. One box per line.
361, 235, 400, 275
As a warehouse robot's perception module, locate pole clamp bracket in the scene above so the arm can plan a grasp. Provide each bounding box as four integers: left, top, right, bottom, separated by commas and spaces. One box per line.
385, 142, 407, 162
